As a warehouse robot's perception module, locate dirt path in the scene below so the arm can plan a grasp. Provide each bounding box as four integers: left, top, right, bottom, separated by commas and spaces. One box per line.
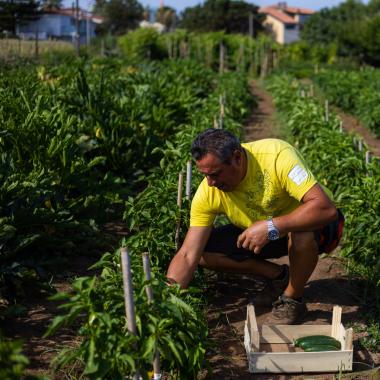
203, 81, 379, 379
338, 111, 380, 157
3, 223, 128, 378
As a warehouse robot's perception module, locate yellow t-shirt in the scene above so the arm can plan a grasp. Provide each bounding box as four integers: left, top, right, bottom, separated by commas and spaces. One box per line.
190, 139, 323, 229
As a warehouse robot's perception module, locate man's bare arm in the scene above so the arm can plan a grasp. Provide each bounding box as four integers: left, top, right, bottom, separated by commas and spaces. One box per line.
167, 226, 213, 288
237, 184, 337, 252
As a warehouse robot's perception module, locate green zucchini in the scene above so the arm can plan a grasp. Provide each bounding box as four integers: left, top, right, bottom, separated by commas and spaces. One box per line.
294, 335, 341, 350
303, 344, 340, 352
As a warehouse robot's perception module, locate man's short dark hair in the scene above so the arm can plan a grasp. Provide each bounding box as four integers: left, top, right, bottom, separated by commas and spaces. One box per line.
191, 129, 243, 164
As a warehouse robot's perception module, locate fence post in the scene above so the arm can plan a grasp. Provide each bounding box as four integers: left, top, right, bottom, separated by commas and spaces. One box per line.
142, 253, 161, 380
120, 248, 139, 380
35, 27, 39, 59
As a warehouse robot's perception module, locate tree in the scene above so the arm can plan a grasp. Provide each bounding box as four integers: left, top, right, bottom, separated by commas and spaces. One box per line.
93, 0, 144, 35
179, 0, 263, 36
0, 0, 41, 35
41, 0, 62, 9
156, 6, 176, 31
301, 0, 367, 45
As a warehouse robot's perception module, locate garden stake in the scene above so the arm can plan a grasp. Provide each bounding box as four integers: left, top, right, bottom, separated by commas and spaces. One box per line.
325, 100, 329, 122
219, 114, 224, 129
120, 248, 139, 380
219, 94, 225, 118
358, 140, 363, 151
175, 172, 184, 250
339, 120, 343, 133
186, 161, 192, 201
219, 42, 225, 74
213, 116, 218, 129
142, 253, 161, 380
365, 150, 371, 165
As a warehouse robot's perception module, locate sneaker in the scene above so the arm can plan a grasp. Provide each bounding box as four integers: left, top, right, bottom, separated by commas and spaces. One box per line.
267, 294, 307, 325
251, 264, 289, 307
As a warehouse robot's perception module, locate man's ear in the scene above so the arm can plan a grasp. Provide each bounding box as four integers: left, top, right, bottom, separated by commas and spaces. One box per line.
233, 150, 243, 165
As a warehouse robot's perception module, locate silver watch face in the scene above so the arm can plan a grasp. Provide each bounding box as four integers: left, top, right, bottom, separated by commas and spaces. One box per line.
268, 229, 280, 241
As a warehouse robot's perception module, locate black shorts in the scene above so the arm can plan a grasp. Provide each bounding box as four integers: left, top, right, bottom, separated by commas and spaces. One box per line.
204, 210, 345, 262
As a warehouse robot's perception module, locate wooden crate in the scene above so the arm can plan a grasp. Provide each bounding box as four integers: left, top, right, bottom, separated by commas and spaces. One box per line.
244, 305, 353, 373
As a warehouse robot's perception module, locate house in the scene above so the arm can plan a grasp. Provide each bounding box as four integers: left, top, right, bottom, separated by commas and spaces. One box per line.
16, 8, 103, 44
259, 2, 314, 44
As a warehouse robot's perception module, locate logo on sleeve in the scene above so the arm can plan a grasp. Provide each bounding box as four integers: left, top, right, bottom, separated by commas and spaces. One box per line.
288, 164, 307, 185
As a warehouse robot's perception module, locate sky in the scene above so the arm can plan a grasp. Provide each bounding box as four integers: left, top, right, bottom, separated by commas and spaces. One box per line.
63, 0, 369, 13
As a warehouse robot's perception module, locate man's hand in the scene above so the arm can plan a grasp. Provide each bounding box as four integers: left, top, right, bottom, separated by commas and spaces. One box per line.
237, 220, 269, 254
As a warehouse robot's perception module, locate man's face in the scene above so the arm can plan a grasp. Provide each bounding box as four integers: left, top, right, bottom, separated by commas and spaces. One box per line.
196, 151, 244, 192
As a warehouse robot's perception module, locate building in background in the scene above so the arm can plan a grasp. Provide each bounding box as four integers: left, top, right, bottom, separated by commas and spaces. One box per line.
259, 2, 314, 44
17, 8, 103, 44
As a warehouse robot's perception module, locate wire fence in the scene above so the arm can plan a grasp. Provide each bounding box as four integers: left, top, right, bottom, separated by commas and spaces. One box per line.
0, 38, 74, 60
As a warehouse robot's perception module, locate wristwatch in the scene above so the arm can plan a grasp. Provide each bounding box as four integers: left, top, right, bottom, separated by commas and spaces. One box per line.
267, 218, 280, 241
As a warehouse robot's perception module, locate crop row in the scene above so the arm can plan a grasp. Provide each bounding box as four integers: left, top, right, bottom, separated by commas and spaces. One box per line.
0, 57, 219, 301
117, 28, 278, 76
1, 57, 252, 378
313, 68, 380, 137
266, 75, 380, 313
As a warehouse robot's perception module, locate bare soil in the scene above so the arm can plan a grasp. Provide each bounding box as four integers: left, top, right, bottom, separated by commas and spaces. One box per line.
202, 81, 380, 379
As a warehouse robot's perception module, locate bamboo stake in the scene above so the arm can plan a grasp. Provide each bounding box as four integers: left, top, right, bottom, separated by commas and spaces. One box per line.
219, 114, 224, 129
175, 172, 184, 250
213, 116, 219, 129
142, 253, 161, 380
120, 248, 139, 380
219, 94, 225, 118
186, 161, 192, 200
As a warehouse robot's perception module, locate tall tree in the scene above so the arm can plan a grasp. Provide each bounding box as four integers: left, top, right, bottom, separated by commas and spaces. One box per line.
0, 0, 41, 34
301, 0, 367, 45
179, 0, 263, 35
93, 0, 144, 35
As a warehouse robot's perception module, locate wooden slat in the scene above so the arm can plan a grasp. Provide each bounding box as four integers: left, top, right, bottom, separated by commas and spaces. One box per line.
331, 305, 342, 339
345, 328, 353, 350
248, 350, 353, 373
247, 304, 260, 351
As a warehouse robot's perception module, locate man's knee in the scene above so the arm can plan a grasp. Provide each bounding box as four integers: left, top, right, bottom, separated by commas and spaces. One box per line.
289, 231, 318, 254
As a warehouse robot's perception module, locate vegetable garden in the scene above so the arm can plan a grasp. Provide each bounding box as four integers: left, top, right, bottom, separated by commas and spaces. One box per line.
1, 29, 379, 379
